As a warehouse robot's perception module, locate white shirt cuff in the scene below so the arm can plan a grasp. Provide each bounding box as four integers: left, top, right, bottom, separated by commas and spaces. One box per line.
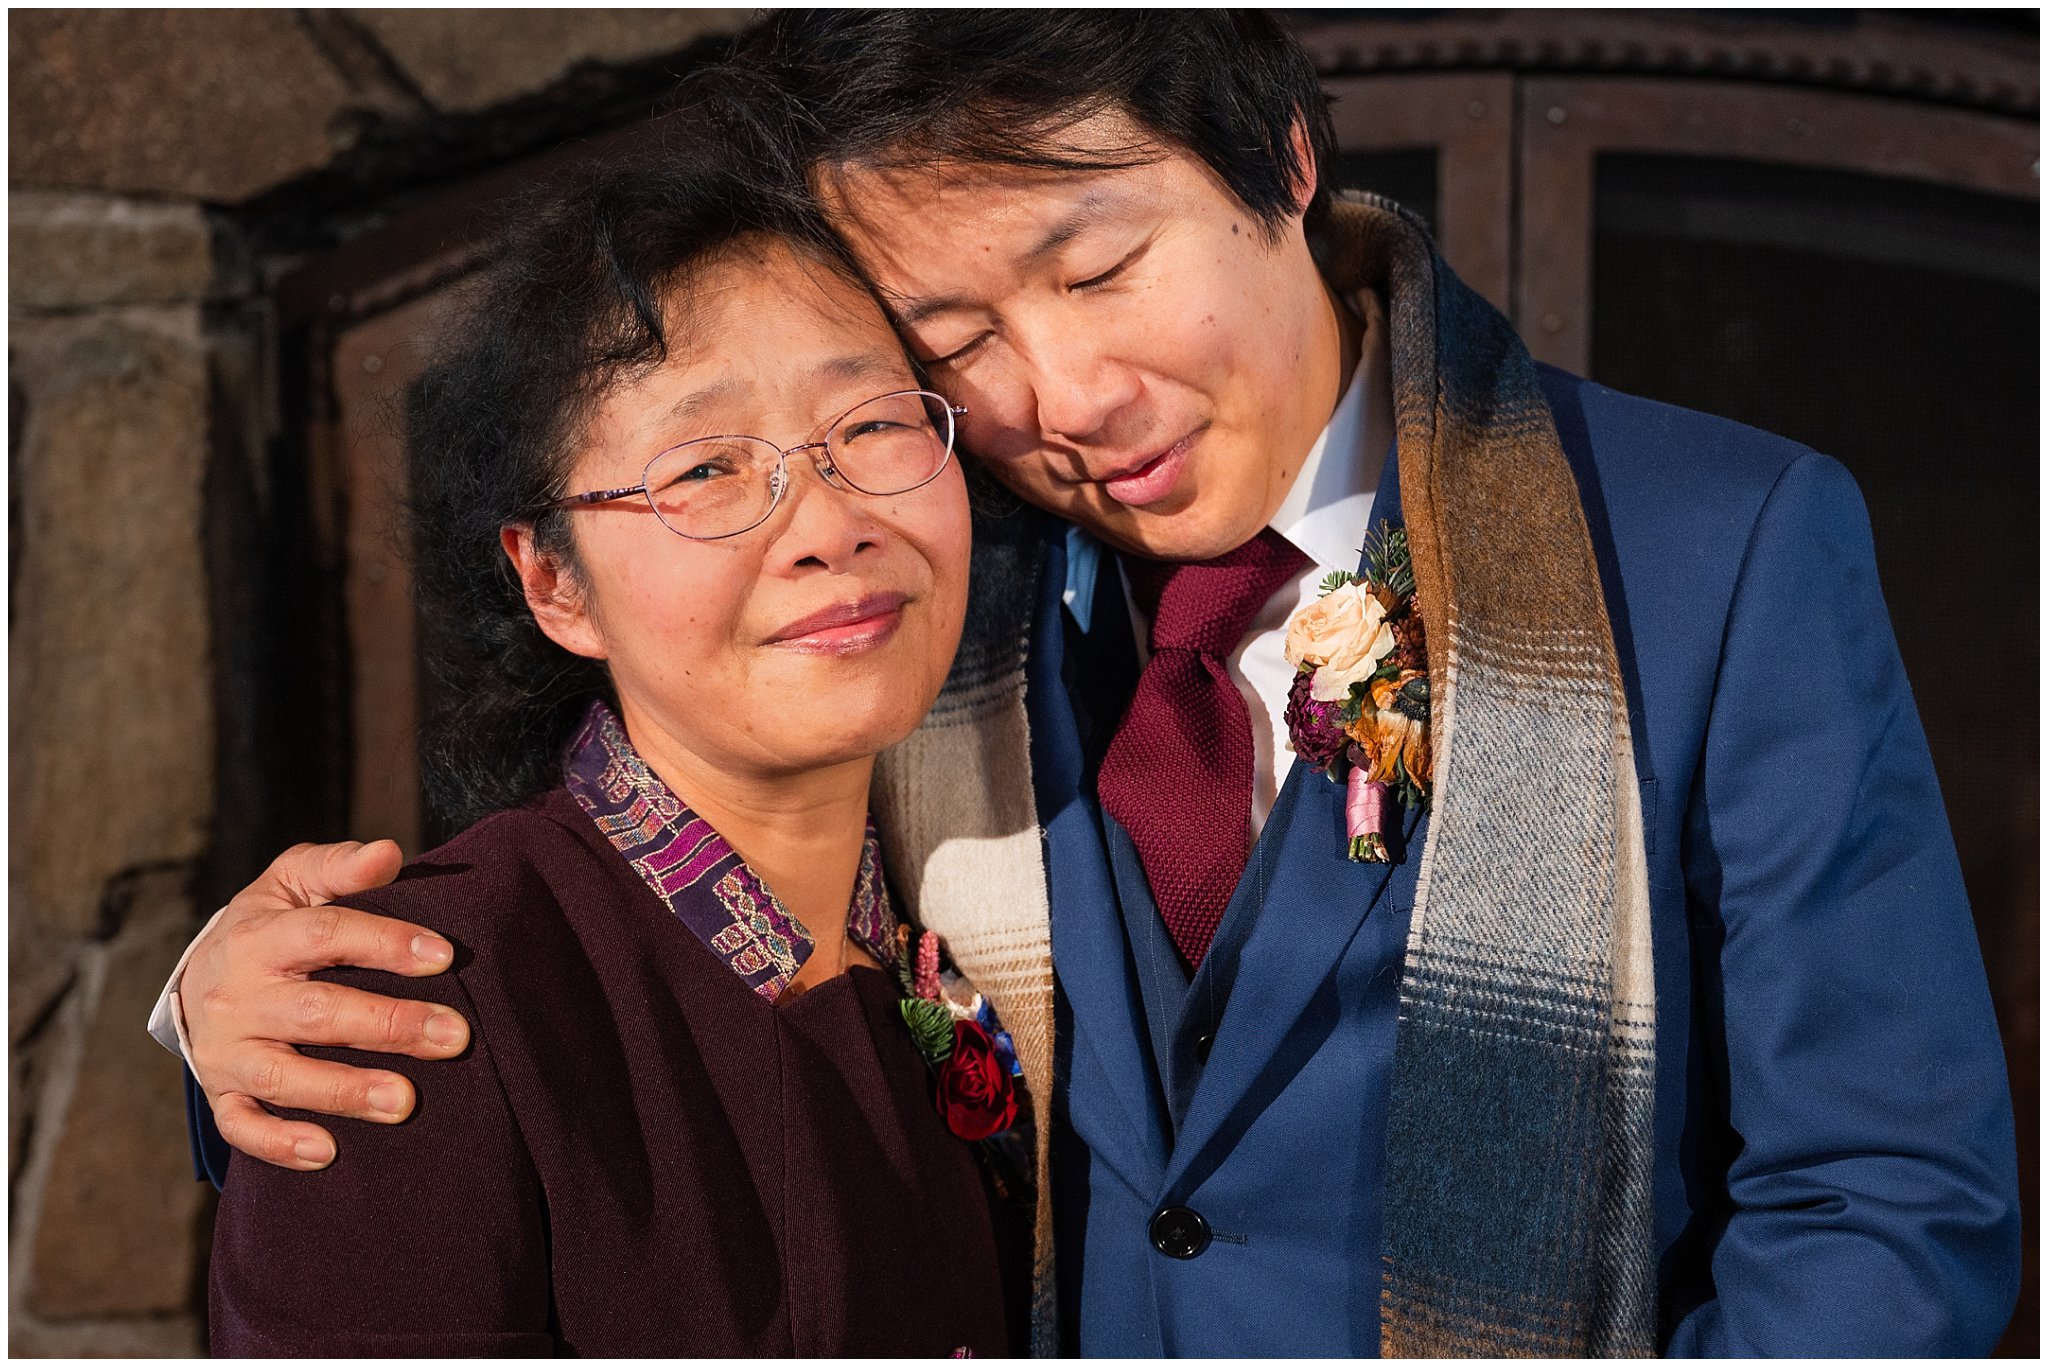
146, 904, 228, 1067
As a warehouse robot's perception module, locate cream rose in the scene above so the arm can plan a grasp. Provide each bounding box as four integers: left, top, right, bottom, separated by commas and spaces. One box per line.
1284, 580, 1395, 701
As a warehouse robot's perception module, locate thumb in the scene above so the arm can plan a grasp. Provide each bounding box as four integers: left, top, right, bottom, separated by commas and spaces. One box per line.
341, 838, 406, 890
263, 839, 407, 909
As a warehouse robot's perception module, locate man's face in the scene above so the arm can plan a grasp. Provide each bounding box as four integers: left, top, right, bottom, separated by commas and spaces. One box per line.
823, 115, 1351, 563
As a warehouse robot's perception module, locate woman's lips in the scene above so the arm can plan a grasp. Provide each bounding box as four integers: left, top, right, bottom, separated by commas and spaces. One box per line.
765, 591, 910, 654
1101, 433, 1196, 507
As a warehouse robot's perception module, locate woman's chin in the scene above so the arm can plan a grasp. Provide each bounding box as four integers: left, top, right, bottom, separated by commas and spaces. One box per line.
759, 654, 945, 752
765, 694, 936, 773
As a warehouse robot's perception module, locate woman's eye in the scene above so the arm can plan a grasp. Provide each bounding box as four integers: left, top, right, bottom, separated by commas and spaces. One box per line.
657, 460, 729, 490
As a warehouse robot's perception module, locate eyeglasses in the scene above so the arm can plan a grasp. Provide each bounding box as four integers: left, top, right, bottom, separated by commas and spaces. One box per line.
543, 388, 965, 541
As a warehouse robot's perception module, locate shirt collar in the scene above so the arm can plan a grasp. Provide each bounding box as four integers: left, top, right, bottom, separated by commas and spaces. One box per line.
562, 701, 898, 1001
1266, 349, 1377, 573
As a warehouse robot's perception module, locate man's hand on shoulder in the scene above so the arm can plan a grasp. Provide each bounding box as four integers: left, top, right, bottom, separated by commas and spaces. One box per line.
181, 840, 472, 1171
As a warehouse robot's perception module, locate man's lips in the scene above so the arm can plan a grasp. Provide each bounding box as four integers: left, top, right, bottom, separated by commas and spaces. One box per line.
765, 591, 911, 653
1097, 432, 1198, 507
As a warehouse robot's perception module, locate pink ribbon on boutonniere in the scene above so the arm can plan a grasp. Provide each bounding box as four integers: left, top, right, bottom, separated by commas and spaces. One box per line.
1346, 763, 1391, 863
1282, 521, 1433, 864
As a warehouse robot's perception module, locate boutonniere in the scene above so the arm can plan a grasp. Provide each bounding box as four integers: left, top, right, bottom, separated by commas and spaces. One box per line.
893, 926, 1034, 1203
1282, 521, 1432, 863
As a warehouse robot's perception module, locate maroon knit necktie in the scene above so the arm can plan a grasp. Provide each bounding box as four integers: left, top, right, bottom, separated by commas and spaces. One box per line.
1096, 529, 1311, 969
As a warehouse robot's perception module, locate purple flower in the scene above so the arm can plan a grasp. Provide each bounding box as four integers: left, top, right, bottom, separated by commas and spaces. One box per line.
1285, 669, 1352, 772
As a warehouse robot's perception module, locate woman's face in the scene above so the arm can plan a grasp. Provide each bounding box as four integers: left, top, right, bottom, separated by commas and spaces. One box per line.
510, 238, 971, 788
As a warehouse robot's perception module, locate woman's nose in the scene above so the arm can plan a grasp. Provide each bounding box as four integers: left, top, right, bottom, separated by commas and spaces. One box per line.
769, 456, 885, 571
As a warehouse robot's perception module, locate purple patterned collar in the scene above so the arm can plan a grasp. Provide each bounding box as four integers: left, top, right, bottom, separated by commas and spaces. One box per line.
562, 701, 899, 1001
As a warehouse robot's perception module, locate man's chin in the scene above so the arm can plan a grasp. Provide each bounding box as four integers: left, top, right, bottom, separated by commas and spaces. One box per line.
1077, 511, 1264, 565
987, 467, 1266, 563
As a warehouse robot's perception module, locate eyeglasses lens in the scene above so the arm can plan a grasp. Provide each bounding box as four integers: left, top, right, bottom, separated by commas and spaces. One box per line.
643, 436, 783, 540
826, 391, 953, 495
637, 392, 955, 540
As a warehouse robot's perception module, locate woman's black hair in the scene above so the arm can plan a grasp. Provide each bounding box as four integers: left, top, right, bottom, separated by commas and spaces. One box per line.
735, 10, 1339, 246
408, 89, 847, 830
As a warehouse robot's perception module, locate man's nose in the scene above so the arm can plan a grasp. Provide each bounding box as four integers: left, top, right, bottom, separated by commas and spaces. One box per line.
1016, 324, 1142, 444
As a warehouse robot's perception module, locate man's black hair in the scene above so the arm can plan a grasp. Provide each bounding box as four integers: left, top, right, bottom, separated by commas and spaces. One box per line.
736, 10, 1338, 244
407, 89, 847, 829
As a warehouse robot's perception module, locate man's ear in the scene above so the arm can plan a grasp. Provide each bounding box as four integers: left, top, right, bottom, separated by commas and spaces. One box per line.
1284, 115, 1319, 219
500, 523, 607, 661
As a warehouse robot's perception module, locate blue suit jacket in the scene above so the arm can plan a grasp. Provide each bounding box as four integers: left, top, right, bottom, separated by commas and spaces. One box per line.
1025, 366, 2020, 1355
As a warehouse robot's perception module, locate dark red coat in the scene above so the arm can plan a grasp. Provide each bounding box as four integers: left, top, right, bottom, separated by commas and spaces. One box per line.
208, 787, 1019, 1356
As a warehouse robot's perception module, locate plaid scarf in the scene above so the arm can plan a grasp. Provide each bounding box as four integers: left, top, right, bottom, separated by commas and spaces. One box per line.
871, 195, 1658, 1357
1334, 195, 1660, 1355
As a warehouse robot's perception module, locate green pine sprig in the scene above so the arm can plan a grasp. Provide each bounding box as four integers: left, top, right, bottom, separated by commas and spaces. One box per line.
1358, 521, 1415, 598
899, 997, 955, 1063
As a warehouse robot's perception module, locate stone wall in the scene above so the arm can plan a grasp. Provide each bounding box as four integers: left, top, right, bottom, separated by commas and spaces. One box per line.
7, 10, 750, 1355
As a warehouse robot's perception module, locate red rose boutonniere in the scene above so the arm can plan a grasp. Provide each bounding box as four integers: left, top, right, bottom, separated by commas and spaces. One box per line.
935, 1019, 1018, 1140
1282, 521, 1433, 862
892, 927, 1034, 1203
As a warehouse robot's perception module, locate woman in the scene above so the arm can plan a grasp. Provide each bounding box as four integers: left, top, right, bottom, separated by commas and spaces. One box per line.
207, 112, 1025, 1356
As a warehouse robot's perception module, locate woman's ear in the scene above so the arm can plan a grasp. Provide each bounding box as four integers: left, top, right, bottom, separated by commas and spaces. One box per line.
501, 523, 607, 661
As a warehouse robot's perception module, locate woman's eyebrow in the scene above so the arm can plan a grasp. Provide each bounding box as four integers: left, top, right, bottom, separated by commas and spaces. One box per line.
798, 351, 910, 390
657, 379, 742, 434
654, 354, 906, 435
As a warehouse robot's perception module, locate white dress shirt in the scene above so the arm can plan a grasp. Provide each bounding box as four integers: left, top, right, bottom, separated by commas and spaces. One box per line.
1065, 345, 1383, 836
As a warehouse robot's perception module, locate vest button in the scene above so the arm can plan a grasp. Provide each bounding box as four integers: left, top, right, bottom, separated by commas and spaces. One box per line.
1149, 1205, 1212, 1259
1194, 1030, 1215, 1063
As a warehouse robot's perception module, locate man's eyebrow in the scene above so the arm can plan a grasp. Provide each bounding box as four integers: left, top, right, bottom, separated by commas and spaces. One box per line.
1021, 189, 1122, 268
889, 292, 971, 330
886, 190, 1130, 329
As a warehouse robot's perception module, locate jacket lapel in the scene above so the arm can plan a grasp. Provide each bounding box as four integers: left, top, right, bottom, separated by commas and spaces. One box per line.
1029, 532, 1175, 1177
1163, 433, 1412, 1190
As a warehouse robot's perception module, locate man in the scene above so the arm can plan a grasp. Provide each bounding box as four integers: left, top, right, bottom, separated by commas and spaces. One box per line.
152, 12, 2019, 1355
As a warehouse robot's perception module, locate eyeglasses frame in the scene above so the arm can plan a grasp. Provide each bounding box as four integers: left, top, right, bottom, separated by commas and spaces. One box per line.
537, 387, 967, 542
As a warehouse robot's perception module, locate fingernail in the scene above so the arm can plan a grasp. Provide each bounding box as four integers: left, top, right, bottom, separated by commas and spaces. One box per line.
424, 1012, 465, 1049
411, 934, 452, 967
294, 1136, 335, 1166
368, 1081, 408, 1116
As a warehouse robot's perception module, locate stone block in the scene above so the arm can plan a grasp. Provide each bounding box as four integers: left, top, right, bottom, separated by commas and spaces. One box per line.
7, 1315, 204, 1358
10, 910, 76, 1184
10, 193, 213, 312
10, 312, 214, 940
9, 10, 356, 201
25, 879, 210, 1320
353, 8, 754, 112
9, 910, 75, 1048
